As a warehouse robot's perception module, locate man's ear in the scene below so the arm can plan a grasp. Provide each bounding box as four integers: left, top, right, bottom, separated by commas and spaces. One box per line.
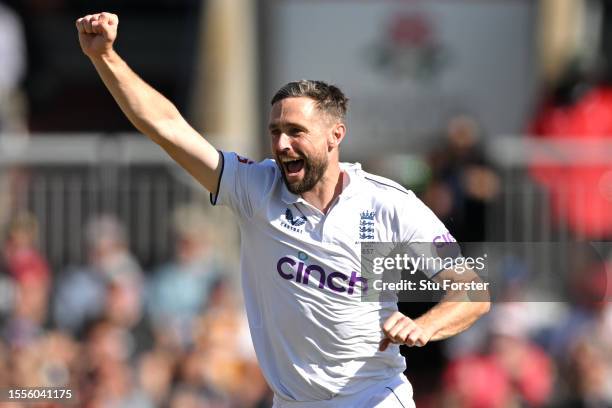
329, 123, 346, 149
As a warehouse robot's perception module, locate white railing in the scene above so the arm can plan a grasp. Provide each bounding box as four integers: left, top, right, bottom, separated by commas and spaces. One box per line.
484, 137, 612, 242
0, 134, 208, 269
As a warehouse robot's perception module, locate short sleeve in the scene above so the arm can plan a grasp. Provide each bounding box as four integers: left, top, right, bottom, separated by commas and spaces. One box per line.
400, 191, 459, 278
210, 151, 277, 218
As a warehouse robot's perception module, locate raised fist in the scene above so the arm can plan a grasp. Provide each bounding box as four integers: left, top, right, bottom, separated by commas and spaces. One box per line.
76, 12, 118, 58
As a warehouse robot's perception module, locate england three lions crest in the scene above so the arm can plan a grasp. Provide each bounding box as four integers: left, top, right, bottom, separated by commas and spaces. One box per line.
359, 210, 376, 240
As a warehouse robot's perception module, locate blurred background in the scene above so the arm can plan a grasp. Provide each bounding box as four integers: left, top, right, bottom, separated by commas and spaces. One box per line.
0, 0, 611, 407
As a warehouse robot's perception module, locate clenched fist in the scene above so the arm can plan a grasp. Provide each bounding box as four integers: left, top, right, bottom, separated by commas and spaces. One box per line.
76, 12, 118, 58
379, 312, 432, 351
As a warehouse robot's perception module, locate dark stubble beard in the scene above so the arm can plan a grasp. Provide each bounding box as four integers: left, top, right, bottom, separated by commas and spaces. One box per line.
279, 153, 328, 194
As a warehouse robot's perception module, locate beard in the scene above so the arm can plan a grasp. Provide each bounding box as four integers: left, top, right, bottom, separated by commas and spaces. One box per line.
278, 152, 328, 195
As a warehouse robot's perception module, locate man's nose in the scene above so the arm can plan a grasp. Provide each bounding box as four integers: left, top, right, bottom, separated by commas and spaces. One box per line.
273, 132, 291, 152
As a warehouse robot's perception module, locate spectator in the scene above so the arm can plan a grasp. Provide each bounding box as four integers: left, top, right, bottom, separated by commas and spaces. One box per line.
0, 1, 29, 232
0, 0, 27, 133
146, 205, 223, 349
136, 348, 176, 407
424, 114, 500, 242
2, 212, 50, 346
77, 318, 151, 407
3, 211, 50, 286
557, 336, 612, 407
192, 283, 271, 407
53, 214, 143, 337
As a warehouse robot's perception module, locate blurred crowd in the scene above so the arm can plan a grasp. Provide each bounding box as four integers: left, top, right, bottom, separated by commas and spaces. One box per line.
0, 208, 271, 408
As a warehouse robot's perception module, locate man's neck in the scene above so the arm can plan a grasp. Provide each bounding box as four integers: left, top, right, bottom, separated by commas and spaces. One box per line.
301, 165, 344, 214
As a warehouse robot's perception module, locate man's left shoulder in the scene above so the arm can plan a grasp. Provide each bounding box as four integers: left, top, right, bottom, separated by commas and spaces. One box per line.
357, 169, 415, 200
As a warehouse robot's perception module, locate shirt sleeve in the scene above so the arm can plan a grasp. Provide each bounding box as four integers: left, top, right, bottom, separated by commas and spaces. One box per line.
209, 151, 277, 218
400, 191, 459, 278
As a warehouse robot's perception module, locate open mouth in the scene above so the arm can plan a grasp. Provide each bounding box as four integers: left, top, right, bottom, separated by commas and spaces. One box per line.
282, 159, 305, 175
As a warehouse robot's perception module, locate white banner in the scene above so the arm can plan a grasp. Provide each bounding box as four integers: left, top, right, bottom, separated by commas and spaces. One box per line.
266, 1, 537, 157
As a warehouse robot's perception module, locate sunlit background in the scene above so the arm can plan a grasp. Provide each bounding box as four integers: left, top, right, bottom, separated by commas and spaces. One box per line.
0, 0, 611, 407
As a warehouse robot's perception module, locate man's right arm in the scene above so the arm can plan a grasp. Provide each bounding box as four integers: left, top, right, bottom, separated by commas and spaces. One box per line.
76, 12, 221, 194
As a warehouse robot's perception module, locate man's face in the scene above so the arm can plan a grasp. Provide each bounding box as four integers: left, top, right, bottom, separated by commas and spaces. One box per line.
268, 97, 332, 194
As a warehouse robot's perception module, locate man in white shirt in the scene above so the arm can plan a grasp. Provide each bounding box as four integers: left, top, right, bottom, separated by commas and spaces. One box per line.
76, 12, 490, 407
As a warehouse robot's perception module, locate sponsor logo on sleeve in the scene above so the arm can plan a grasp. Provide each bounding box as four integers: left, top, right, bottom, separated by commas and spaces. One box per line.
237, 155, 254, 165
433, 231, 457, 247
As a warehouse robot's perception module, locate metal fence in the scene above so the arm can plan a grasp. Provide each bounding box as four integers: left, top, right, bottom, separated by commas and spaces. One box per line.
485, 137, 612, 242
0, 134, 208, 270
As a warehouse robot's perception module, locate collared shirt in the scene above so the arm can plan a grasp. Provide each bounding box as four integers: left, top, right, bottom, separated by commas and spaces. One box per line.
211, 151, 451, 402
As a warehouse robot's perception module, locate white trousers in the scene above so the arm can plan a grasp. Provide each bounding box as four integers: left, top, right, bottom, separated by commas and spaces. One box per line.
272, 374, 416, 408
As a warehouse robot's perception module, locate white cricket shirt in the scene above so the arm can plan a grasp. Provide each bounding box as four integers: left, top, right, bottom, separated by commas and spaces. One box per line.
211, 151, 452, 402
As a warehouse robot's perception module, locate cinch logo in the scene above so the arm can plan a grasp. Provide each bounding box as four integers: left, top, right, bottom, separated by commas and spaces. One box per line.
276, 256, 368, 295
281, 208, 307, 233
433, 232, 456, 248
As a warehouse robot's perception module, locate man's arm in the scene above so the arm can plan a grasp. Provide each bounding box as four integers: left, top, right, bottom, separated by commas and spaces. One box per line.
379, 268, 490, 351
76, 12, 221, 194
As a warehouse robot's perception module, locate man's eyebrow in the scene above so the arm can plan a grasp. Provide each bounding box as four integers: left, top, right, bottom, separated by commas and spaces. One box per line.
268, 121, 306, 131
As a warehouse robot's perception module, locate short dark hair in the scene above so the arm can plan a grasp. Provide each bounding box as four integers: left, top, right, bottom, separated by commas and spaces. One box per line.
271, 80, 349, 120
